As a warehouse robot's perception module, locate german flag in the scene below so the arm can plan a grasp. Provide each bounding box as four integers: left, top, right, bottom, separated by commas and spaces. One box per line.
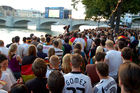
21, 64, 35, 83
0, 80, 7, 85
69, 37, 76, 46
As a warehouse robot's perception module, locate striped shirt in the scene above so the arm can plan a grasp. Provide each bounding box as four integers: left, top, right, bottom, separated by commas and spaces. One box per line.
54, 48, 63, 60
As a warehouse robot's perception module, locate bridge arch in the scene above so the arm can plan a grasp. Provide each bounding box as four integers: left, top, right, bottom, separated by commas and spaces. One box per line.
39, 21, 57, 30
14, 20, 31, 28
0, 19, 6, 26
71, 24, 88, 31
132, 18, 140, 22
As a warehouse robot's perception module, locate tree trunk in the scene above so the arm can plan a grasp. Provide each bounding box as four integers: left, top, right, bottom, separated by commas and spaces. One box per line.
110, 12, 116, 29
115, 2, 122, 33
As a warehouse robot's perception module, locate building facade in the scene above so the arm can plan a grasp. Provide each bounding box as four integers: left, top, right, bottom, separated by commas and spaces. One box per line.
15, 9, 43, 18
0, 6, 16, 16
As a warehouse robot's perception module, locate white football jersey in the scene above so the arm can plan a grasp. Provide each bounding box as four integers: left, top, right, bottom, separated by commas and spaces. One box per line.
93, 77, 117, 93
63, 72, 93, 93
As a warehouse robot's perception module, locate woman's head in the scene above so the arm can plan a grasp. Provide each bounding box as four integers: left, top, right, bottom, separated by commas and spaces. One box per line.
28, 44, 36, 56
48, 48, 55, 58
57, 39, 62, 49
0, 54, 8, 71
9, 43, 17, 53
8, 43, 18, 60
62, 54, 71, 74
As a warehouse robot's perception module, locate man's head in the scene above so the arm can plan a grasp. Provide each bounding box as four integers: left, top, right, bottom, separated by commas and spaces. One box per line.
119, 62, 140, 93
46, 36, 50, 43
49, 55, 60, 68
70, 54, 82, 68
121, 47, 132, 61
64, 38, 69, 43
37, 43, 43, 52
96, 62, 109, 77
105, 40, 114, 49
10, 83, 28, 93
26, 37, 31, 44
22, 37, 26, 43
32, 58, 47, 77
100, 39, 106, 47
32, 36, 37, 41
47, 70, 64, 93
94, 38, 101, 46
74, 42, 82, 50
95, 52, 106, 62
12, 37, 15, 43
15, 36, 20, 43
118, 41, 126, 50
53, 40, 59, 48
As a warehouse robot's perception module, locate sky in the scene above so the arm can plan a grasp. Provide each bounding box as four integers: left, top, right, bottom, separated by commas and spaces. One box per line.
0, 0, 85, 19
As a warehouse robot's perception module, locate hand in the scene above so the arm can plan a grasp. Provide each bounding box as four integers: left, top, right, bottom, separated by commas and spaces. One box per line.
17, 77, 23, 84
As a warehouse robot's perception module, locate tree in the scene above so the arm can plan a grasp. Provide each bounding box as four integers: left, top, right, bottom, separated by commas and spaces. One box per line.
72, 0, 140, 33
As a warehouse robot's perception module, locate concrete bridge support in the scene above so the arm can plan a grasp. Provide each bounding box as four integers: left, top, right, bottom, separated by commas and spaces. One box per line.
0, 20, 6, 27
5, 16, 14, 27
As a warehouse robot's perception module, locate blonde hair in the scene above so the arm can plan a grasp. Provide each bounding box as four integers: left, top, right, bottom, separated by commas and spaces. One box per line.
62, 54, 71, 74
105, 40, 114, 48
8, 43, 17, 60
96, 46, 104, 54
57, 39, 63, 49
48, 48, 55, 58
50, 55, 59, 67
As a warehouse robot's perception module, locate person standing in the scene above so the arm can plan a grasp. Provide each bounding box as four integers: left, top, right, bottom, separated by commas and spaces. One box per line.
93, 62, 117, 93
104, 40, 123, 80
63, 54, 93, 93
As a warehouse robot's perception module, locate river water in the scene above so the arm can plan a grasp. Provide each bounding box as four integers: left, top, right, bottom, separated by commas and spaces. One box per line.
0, 25, 97, 45
0, 27, 64, 45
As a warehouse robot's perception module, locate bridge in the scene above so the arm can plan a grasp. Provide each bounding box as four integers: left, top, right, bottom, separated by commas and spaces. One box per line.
0, 16, 106, 31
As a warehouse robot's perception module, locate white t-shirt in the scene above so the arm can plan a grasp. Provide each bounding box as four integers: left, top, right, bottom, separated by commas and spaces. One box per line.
0, 89, 8, 93
74, 38, 86, 50
5, 68, 16, 85
86, 39, 93, 51
17, 43, 28, 58
0, 47, 9, 57
46, 69, 63, 78
93, 77, 117, 93
22, 44, 30, 57
105, 50, 123, 77
0, 72, 12, 91
63, 72, 93, 93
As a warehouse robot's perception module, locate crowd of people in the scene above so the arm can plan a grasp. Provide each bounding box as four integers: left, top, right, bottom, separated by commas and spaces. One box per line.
0, 27, 140, 93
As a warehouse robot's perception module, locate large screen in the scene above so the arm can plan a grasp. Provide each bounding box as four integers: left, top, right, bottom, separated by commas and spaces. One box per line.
49, 10, 60, 18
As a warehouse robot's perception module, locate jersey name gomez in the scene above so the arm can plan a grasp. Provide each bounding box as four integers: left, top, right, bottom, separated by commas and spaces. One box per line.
63, 72, 93, 93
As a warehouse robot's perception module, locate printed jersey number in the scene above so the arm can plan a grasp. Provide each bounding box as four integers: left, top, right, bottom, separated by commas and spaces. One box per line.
110, 87, 117, 93
67, 87, 85, 93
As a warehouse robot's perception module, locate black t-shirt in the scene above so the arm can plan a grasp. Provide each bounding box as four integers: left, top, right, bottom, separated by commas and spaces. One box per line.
25, 77, 49, 93
22, 55, 37, 65
63, 43, 72, 55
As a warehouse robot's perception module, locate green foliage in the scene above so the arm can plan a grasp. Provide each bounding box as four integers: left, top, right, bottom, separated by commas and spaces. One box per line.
72, 0, 140, 20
